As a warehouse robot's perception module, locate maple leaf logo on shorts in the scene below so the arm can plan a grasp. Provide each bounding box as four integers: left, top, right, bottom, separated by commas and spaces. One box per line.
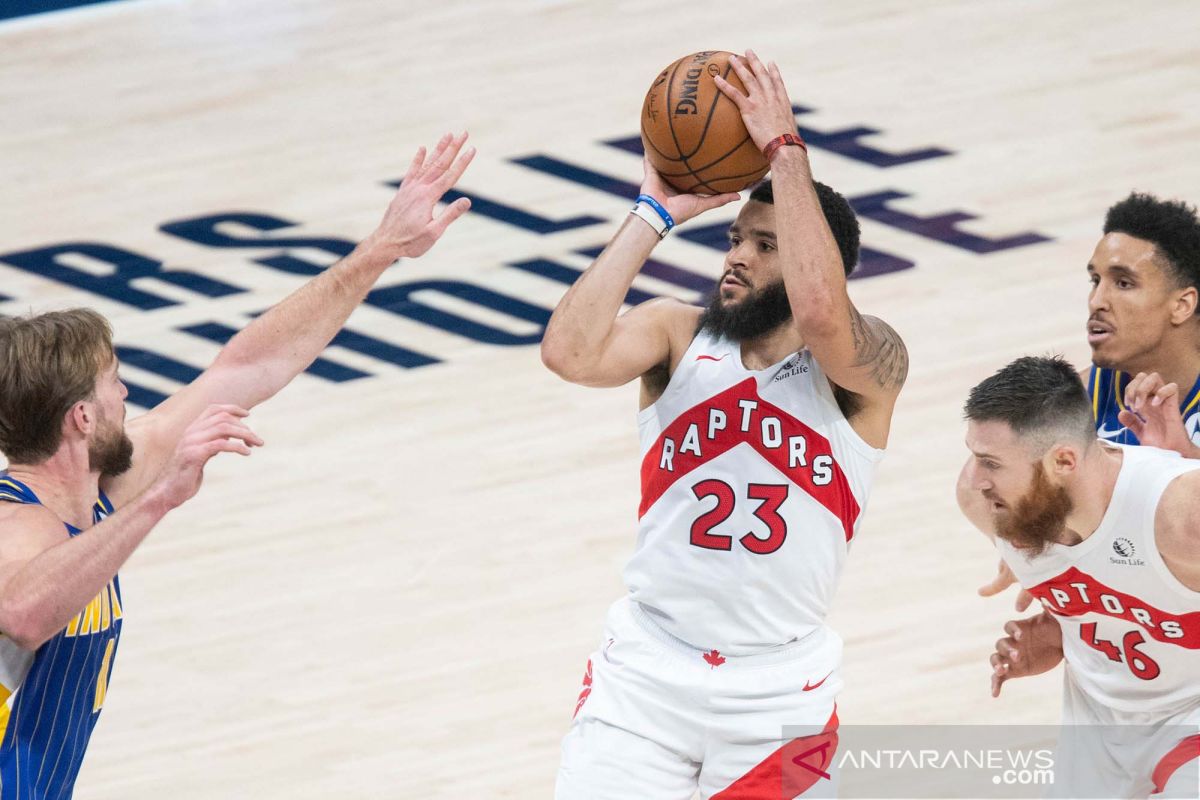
703, 649, 726, 668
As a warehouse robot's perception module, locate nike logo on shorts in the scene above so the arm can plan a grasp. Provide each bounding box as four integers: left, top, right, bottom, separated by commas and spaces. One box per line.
803, 671, 833, 691
1096, 424, 1127, 439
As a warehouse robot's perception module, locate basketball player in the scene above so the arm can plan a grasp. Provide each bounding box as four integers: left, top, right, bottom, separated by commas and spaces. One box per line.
0, 133, 473, 799
1085, 193, 1200, 452
977, 193, 1200, 607
543, 51, 907, 798
959, 356, 1200, 798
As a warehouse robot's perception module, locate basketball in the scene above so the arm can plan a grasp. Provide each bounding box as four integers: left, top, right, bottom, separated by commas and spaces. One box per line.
640, 50, 770, 195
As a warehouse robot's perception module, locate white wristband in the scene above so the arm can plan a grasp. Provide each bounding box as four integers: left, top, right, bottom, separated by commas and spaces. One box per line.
630, 202, 670, 239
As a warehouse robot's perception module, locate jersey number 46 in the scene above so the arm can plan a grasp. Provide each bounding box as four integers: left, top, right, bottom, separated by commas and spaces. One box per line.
1079, 622, 1161, 680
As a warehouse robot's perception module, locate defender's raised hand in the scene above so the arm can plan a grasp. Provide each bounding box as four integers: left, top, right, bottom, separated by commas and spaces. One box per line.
368, 132, 475, 262
152, 405, 263, 509
1120, 371, 1200, 457
713, 50, 800, 152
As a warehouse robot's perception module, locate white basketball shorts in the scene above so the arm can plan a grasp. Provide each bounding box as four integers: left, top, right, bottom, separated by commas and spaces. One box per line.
1051, 666, 1199, 799
556, 596, 843, 800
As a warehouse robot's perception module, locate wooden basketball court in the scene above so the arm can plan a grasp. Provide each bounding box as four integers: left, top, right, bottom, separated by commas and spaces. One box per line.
1, 1, 1197, 796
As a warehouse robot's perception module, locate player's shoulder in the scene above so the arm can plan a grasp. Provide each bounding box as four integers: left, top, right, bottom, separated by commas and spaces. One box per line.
0, 501, 68, 553
631, 296, 703, 325
1159, 467, 1200, 511
628, 296, 703, 349
1156, 469, 1200, 553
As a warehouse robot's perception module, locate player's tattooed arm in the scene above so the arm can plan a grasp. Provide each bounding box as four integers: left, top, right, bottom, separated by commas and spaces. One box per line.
848, 307, 910, 391
714, 49, 908, 410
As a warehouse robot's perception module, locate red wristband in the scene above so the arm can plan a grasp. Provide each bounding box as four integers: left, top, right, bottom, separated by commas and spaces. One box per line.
762, 133, 807, 162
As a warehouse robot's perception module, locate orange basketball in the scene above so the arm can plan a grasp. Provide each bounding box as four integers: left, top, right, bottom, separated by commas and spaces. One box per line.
640, 50, 769, 195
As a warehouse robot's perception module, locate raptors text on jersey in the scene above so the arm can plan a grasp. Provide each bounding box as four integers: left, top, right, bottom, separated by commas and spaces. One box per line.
623, 331, 883, 655
997, 445, 1200, 715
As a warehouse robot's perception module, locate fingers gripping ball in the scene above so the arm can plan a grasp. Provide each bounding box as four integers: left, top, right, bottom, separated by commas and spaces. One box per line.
641, 50, 770, 194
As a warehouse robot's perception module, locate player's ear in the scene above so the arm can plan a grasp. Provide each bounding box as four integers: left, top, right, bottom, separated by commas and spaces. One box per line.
1047, 443, 1078, 476
1170, 285, 1197, 325
65, 400, 94, 437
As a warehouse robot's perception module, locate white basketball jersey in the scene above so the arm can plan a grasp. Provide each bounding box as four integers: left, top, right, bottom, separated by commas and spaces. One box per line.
622, 329, 884, 655
997, 444, 1200, 716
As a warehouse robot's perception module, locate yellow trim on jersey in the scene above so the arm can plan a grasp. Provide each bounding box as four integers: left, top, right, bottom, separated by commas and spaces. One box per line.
0, 682, 13, 745
1111, 369, 1200, 415
1091, 367, 1102, 421
1183, 387, 1200, 415
0, 479, 27, 496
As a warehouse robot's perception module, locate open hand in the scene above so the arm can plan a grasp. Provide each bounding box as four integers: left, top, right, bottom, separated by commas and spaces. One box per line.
154, 405, 263, 509
713, 50, 800, 152
1120, 372, 1200, 456
369, 132, 475, 261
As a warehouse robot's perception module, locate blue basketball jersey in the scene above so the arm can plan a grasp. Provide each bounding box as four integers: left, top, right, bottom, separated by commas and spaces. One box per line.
0, 477, 122, 800
1086, 365, 1200, 446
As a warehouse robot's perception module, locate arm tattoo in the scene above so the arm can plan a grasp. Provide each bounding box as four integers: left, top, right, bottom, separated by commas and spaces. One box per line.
848, 307, 909, 390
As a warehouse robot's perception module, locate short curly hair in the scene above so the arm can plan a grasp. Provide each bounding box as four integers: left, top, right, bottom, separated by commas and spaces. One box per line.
1104, 192, 1200, 290
749, 179, 860, 276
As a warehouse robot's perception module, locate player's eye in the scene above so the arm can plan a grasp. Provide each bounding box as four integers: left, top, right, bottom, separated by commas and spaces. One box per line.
758, 242, 774, 252
1116, 279, 1133, 289
727, 236, 741, 247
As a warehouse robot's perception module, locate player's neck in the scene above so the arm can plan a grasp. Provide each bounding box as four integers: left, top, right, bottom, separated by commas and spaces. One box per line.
1062, 443, 1124, 544
1118, 338, 1200, 398
737, 324, 803, 370
6, 447, 102, 530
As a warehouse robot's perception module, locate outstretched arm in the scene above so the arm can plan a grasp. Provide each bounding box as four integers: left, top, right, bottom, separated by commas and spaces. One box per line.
105, 134, 475, 506
0, 405, 259, 650
540, 158, 737, 387
715, 53, 907, 434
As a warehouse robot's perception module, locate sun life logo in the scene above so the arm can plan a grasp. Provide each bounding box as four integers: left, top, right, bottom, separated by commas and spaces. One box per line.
1112, 538, 1135, 558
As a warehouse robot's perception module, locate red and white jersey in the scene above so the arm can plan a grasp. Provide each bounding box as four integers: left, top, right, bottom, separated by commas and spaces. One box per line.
997, 444, 1200, 716
622, 329, 885, 655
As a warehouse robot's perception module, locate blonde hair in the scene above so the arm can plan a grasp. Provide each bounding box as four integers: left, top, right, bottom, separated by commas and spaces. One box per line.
0, 309, 115, 465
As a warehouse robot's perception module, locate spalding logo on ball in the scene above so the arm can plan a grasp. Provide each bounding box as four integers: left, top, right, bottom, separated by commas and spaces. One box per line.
641, 50, 769, 195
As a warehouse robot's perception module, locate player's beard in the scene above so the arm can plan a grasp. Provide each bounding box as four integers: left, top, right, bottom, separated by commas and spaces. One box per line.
89, 412, 134, 477
697, 277, 793, 342
992, 462, 1074, 556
